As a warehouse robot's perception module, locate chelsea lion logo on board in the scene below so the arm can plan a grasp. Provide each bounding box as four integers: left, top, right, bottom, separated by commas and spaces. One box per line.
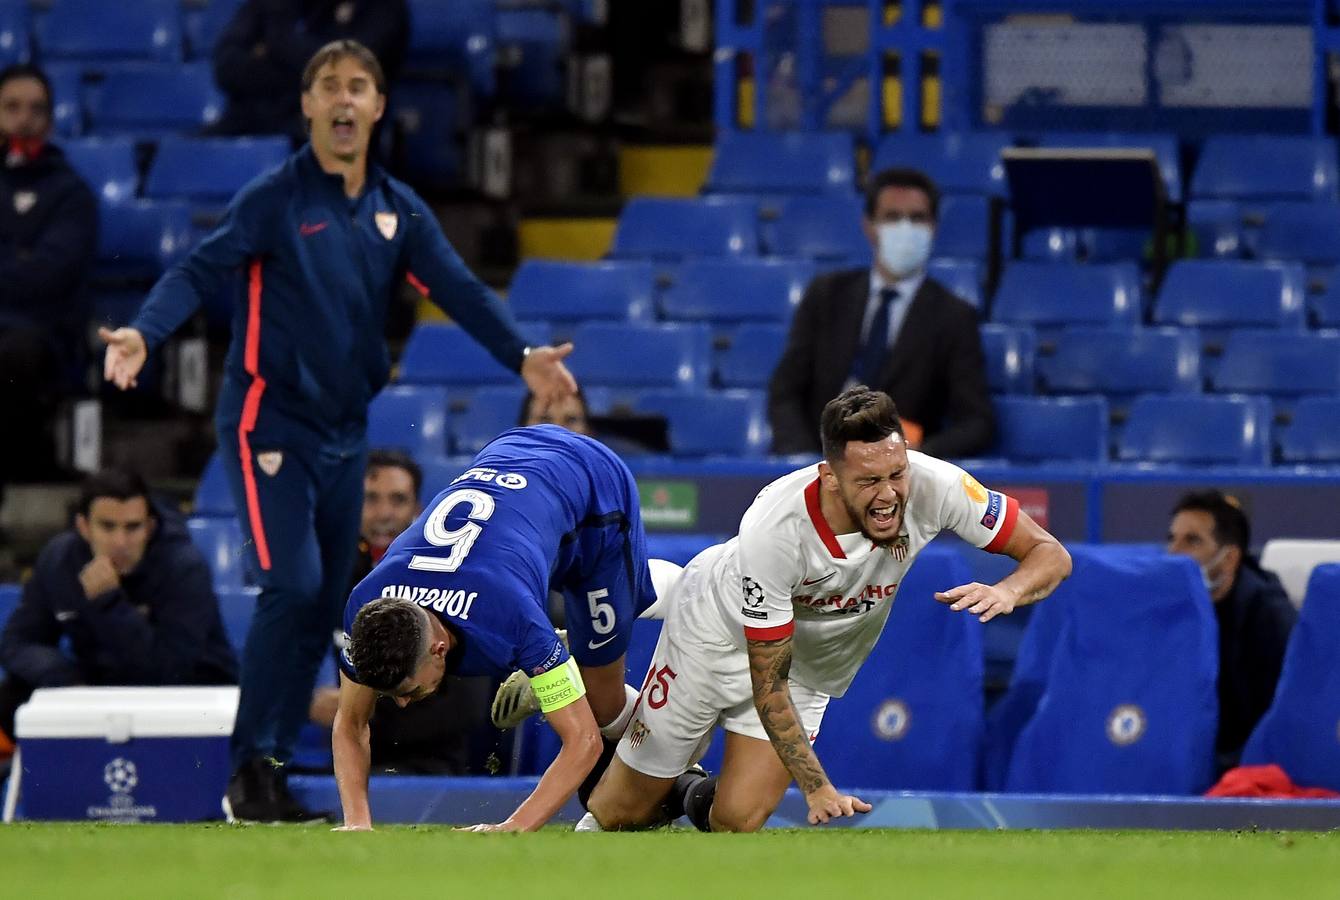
1106, 704, 1147, 746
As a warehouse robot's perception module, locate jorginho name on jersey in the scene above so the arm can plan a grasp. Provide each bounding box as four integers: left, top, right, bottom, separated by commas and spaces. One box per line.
676, 450, 1018, 698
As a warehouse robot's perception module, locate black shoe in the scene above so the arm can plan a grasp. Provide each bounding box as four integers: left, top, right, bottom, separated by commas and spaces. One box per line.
223, 758, 331, 824
664, 764, 709, 822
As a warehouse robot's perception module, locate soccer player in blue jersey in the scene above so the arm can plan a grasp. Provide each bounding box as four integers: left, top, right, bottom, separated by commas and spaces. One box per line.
99, 41, 576, 823
332, 425, 659, 831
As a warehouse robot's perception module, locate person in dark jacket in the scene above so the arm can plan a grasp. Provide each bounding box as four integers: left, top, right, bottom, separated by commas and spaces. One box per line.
100, 41, 576, 823
1166, 490, 1297, 775
0, 469, 238, 742
0, 63, 98, 482
209, 0, 409, 139
767, 168, 994, 459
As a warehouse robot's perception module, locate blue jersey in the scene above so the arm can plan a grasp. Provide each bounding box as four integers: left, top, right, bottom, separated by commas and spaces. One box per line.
130, 144, 526, 451
341, 426, 656, 683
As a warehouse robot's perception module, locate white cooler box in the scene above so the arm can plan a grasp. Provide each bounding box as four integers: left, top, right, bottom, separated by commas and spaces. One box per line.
4, 686, 238, 823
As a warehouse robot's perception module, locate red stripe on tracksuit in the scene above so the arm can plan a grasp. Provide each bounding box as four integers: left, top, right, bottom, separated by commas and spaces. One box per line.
238, 260, 272, 571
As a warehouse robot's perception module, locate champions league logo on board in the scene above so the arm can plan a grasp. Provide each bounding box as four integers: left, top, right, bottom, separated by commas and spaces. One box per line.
87, 757, 158, 822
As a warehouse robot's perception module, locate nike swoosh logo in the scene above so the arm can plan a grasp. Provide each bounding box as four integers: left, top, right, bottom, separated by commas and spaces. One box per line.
587, 635, 618, 650
299, 221, 328, 236
801, 572, 837, 586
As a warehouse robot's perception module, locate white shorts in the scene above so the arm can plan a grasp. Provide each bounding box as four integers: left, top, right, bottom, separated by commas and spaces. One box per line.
615, 558, 830, 779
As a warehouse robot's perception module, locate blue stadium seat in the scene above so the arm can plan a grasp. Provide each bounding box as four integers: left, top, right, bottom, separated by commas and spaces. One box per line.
495, 8, 566, 108
927, 259, 983, 309
451, 385, 527, 456
1191, 135, 1340, 202
1117, 394, 1273, 467
1019, 226, 1080, 262
817, 547, 983, 791
185, 0, 242, 59
0, 1, 28, 66
1257, 202, 1340, 267
193, 451, 235, 517
871, 132, 1012, 195
706, 131, 855, 194
660, 259, 812, 324
716, 323, 788, 390
1240, 564, 1340, 792
187, 516, 250, 592
509, 260, 654, 324
979, 324, 1036, 395
1185, 199, 1244, 259
216, 588, 258, 657
405, 0, 496, 96
1003, 549, 1217, 794
610, 197, 759, 260
390, 80, 464, 191
61, 137, 137, 204
397, 321, 551, 387
1213, 330, 1340, 397
765, 194, 869, 264
567, 323, 711, 392
990, 396, 1108, 464
636, 390, 769, 457
0, 582, 21, 634
417, 454, 472, 498
1037, 131, 1183, 203
933, 194, 993, 261
1278, 397, 1340, 465
88, 63, 223, 136
366, 385, 450, 460
1316, 277, 1340, 328
144, 136, 289, 205
1154, 261, 1307, 330
95, 200, 193, 280
45, 63, 83, 137
35, 0, 183, 62
1038, 327, 1201, 397
991, 262, 1141, 328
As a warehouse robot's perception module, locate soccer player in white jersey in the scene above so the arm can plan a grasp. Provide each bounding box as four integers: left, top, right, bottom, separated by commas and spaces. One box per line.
583, 387, 1072, 831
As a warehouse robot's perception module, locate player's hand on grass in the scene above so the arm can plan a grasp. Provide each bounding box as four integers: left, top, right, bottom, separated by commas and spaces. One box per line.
520, 342, 577, 410
804, 784, 872, 825
332, 824, 372, 832
98, 326, 148, 390
935, 582, 1017, 623
455, 821, 524, 833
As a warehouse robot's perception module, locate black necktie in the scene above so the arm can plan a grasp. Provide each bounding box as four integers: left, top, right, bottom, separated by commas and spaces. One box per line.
852, 287, 897, 386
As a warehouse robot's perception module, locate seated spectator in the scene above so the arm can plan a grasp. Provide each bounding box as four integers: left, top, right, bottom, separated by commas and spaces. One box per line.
519, 389, 668, 457
209, 0, 409, 139
0, 469, 238, 745
767, 167, 993, 458
0, 64, 97, 484
1167, 490, 1297, 774
311, 450, 500, 774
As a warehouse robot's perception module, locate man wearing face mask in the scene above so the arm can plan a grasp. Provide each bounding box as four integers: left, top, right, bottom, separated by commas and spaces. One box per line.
1166, 490, 1296, 775
768, 168, 993, 459
0, 64, 98, 484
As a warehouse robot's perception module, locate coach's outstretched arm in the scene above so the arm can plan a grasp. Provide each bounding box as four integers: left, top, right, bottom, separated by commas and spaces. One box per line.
747, 633, 872, 826
935, 508, 1072, 623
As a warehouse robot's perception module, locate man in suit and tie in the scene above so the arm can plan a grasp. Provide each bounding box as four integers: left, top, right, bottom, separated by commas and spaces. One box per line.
767, 168, 994, 458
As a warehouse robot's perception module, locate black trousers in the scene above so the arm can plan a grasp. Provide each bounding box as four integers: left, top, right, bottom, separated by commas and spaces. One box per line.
0, 326, 60, 483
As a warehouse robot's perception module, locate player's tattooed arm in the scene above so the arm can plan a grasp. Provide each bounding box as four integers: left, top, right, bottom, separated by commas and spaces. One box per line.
747, 634, 828, 793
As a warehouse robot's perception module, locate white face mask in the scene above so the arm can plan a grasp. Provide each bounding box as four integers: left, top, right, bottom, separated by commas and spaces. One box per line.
1200, 546, 1230, 595
876, 221, 933, 278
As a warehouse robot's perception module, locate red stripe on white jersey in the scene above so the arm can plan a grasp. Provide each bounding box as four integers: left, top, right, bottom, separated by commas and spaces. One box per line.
983, 495, 1020, 554
803, 478, 846, 560
744, 621, 795, 642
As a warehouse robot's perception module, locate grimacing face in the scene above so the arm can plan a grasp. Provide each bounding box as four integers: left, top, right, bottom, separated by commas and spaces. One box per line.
75, 496, 155, 575
300, 55, 384, 163
826, 435, 911, 546
361, 465, 418, 554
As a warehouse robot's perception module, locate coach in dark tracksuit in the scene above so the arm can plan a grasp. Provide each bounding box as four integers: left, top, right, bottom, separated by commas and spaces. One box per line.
100, 41, 576, 823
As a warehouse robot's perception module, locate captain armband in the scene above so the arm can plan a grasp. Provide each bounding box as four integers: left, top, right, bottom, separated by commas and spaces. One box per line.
529, 657, 586, 715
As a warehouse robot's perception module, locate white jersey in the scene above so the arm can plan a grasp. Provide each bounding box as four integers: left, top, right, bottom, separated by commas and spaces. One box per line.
674, 451, 1019, 697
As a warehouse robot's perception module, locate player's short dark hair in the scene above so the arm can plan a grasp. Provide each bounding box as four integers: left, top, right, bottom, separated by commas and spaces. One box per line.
77, 468, 152, 517
366, 449, 422, 502
517, 387, 591, 426
301, 39, 386, 95
819, 387, 905, 464
349, 598, 426, 692
0, 63, 52, 111
1171, 490, 1250, 553
864, 167, 940, 221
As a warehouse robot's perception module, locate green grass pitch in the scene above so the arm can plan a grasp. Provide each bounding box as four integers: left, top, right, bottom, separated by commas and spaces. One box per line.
3, 824, 1337, 899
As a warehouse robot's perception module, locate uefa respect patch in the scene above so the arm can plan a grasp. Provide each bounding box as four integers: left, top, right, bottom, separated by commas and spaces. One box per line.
980, 490, 1003, 529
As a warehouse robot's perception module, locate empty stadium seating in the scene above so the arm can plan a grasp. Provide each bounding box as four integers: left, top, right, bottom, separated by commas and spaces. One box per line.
405, 0, 496, 96
1240, 564, 1340, 792
933, 194, 994, 261
636, 390, 769, 457
1117, 395, 1273, 466
184, 0, 243, 59
0, 1, 27, 67
610, 197, 759, 260
145, 135, 290, 206
871, 131, 1012, 195
817, 546, 984, 791
765, 194, 870, 264
94, 199, 193, 280
1003, 549, 1218, 794
659, 259, 812, 324
716, 323, 789, 390
1278, 397, 1340, 465
390, 80, 464, 191
366, 385, 450, 461
1258, 202, 1340, 267
990, 396, 1109, 464
565, 322, 712, 394
1038, 327, 1201, 397
45, 62, 83, 137
992, 262, 1141, 328
508, 259, 655, 325
187, 516, 250, 592
1154, 260, 1307, 330
1212, 330, 1340, 397
706, 131, 855, 194
36, 0, 183, 63
1185, 199, 1244, 259
979, 324, 1036, 395
62, 136, 137, 203
927, 259, 983, 309
397, 322, 551, 388
451, 385, 527, 456
1190, 135, 1340, 202
88, 62, 222, 136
